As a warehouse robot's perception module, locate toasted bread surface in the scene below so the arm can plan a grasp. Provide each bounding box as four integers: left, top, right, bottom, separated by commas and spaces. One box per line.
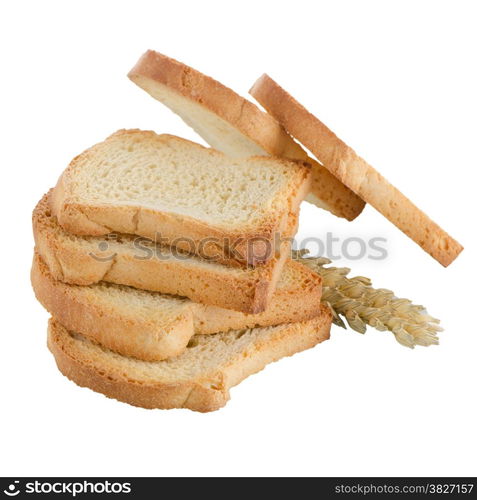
51, 130, 311, 266
34, 192, 297, 313
47, 308, 331, 412
32, 252, 322, 360
250, 74, 463, 267
128, 50, 364, 221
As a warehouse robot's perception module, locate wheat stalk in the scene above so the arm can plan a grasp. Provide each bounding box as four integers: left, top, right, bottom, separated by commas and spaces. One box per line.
294, 250, 442, 348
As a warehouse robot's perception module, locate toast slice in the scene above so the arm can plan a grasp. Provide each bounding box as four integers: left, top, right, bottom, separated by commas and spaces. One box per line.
50, 130, 311, 267
32, 252, 322, 361
34, 192, 295, 313
128, 50, 364, 221
47, 308, 331, 412
250, 74, 463, 267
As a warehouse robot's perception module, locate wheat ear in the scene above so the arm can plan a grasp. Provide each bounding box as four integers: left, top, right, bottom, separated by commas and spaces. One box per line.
294, 250, 442, 348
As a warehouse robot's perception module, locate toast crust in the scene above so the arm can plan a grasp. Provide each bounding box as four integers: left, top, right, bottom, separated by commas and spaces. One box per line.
32, 252, 322, 361
128, 50, 365, 221
34, 192, 295, 313
50, 130, 311, 267
250, 74, 463, 267
47, 309, 331, 412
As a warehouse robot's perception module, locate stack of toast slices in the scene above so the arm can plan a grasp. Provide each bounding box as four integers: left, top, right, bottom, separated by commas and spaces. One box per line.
32, 130, 331, 412
32, 50, 462, 412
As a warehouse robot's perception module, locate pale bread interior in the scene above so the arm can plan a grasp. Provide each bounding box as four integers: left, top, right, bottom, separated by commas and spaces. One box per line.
128, 51, 365, 221
61, 130, 304, 227
131, 74, 268, 158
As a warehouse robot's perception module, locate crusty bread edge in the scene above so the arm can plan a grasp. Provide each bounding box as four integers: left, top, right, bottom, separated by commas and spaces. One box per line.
32, 253, 194, 361
34, 191, 288, 313
250, 74, 463, 267
33, 251, 323, 361
47, 308, 331, 412
193, 258, 322, 334
128, 50, 307, 160
128, 50, 365, 221
48, 317, 225, 412
50, 129, 311, 267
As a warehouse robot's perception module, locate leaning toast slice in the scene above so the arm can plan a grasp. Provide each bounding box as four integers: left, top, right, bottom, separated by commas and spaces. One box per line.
50, 130, 310, 267
47, 308, 331, 412
128, 50, 364, 221
250, 74, 463, 267
32, 252, 322, 361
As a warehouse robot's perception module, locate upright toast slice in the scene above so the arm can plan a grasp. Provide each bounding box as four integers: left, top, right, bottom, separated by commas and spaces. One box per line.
128, 50, 364, 221
34, 192, 295, 313
47, 308, 331, 412
250, 74, 463, 267
51, 130, 311, 267
32, 252, 322, 361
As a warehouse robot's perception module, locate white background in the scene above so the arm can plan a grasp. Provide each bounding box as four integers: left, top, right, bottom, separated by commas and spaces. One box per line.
1, 0, 475, 477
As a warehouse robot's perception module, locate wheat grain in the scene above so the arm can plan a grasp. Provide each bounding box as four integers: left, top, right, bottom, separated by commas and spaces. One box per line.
294, 250, 441, 348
